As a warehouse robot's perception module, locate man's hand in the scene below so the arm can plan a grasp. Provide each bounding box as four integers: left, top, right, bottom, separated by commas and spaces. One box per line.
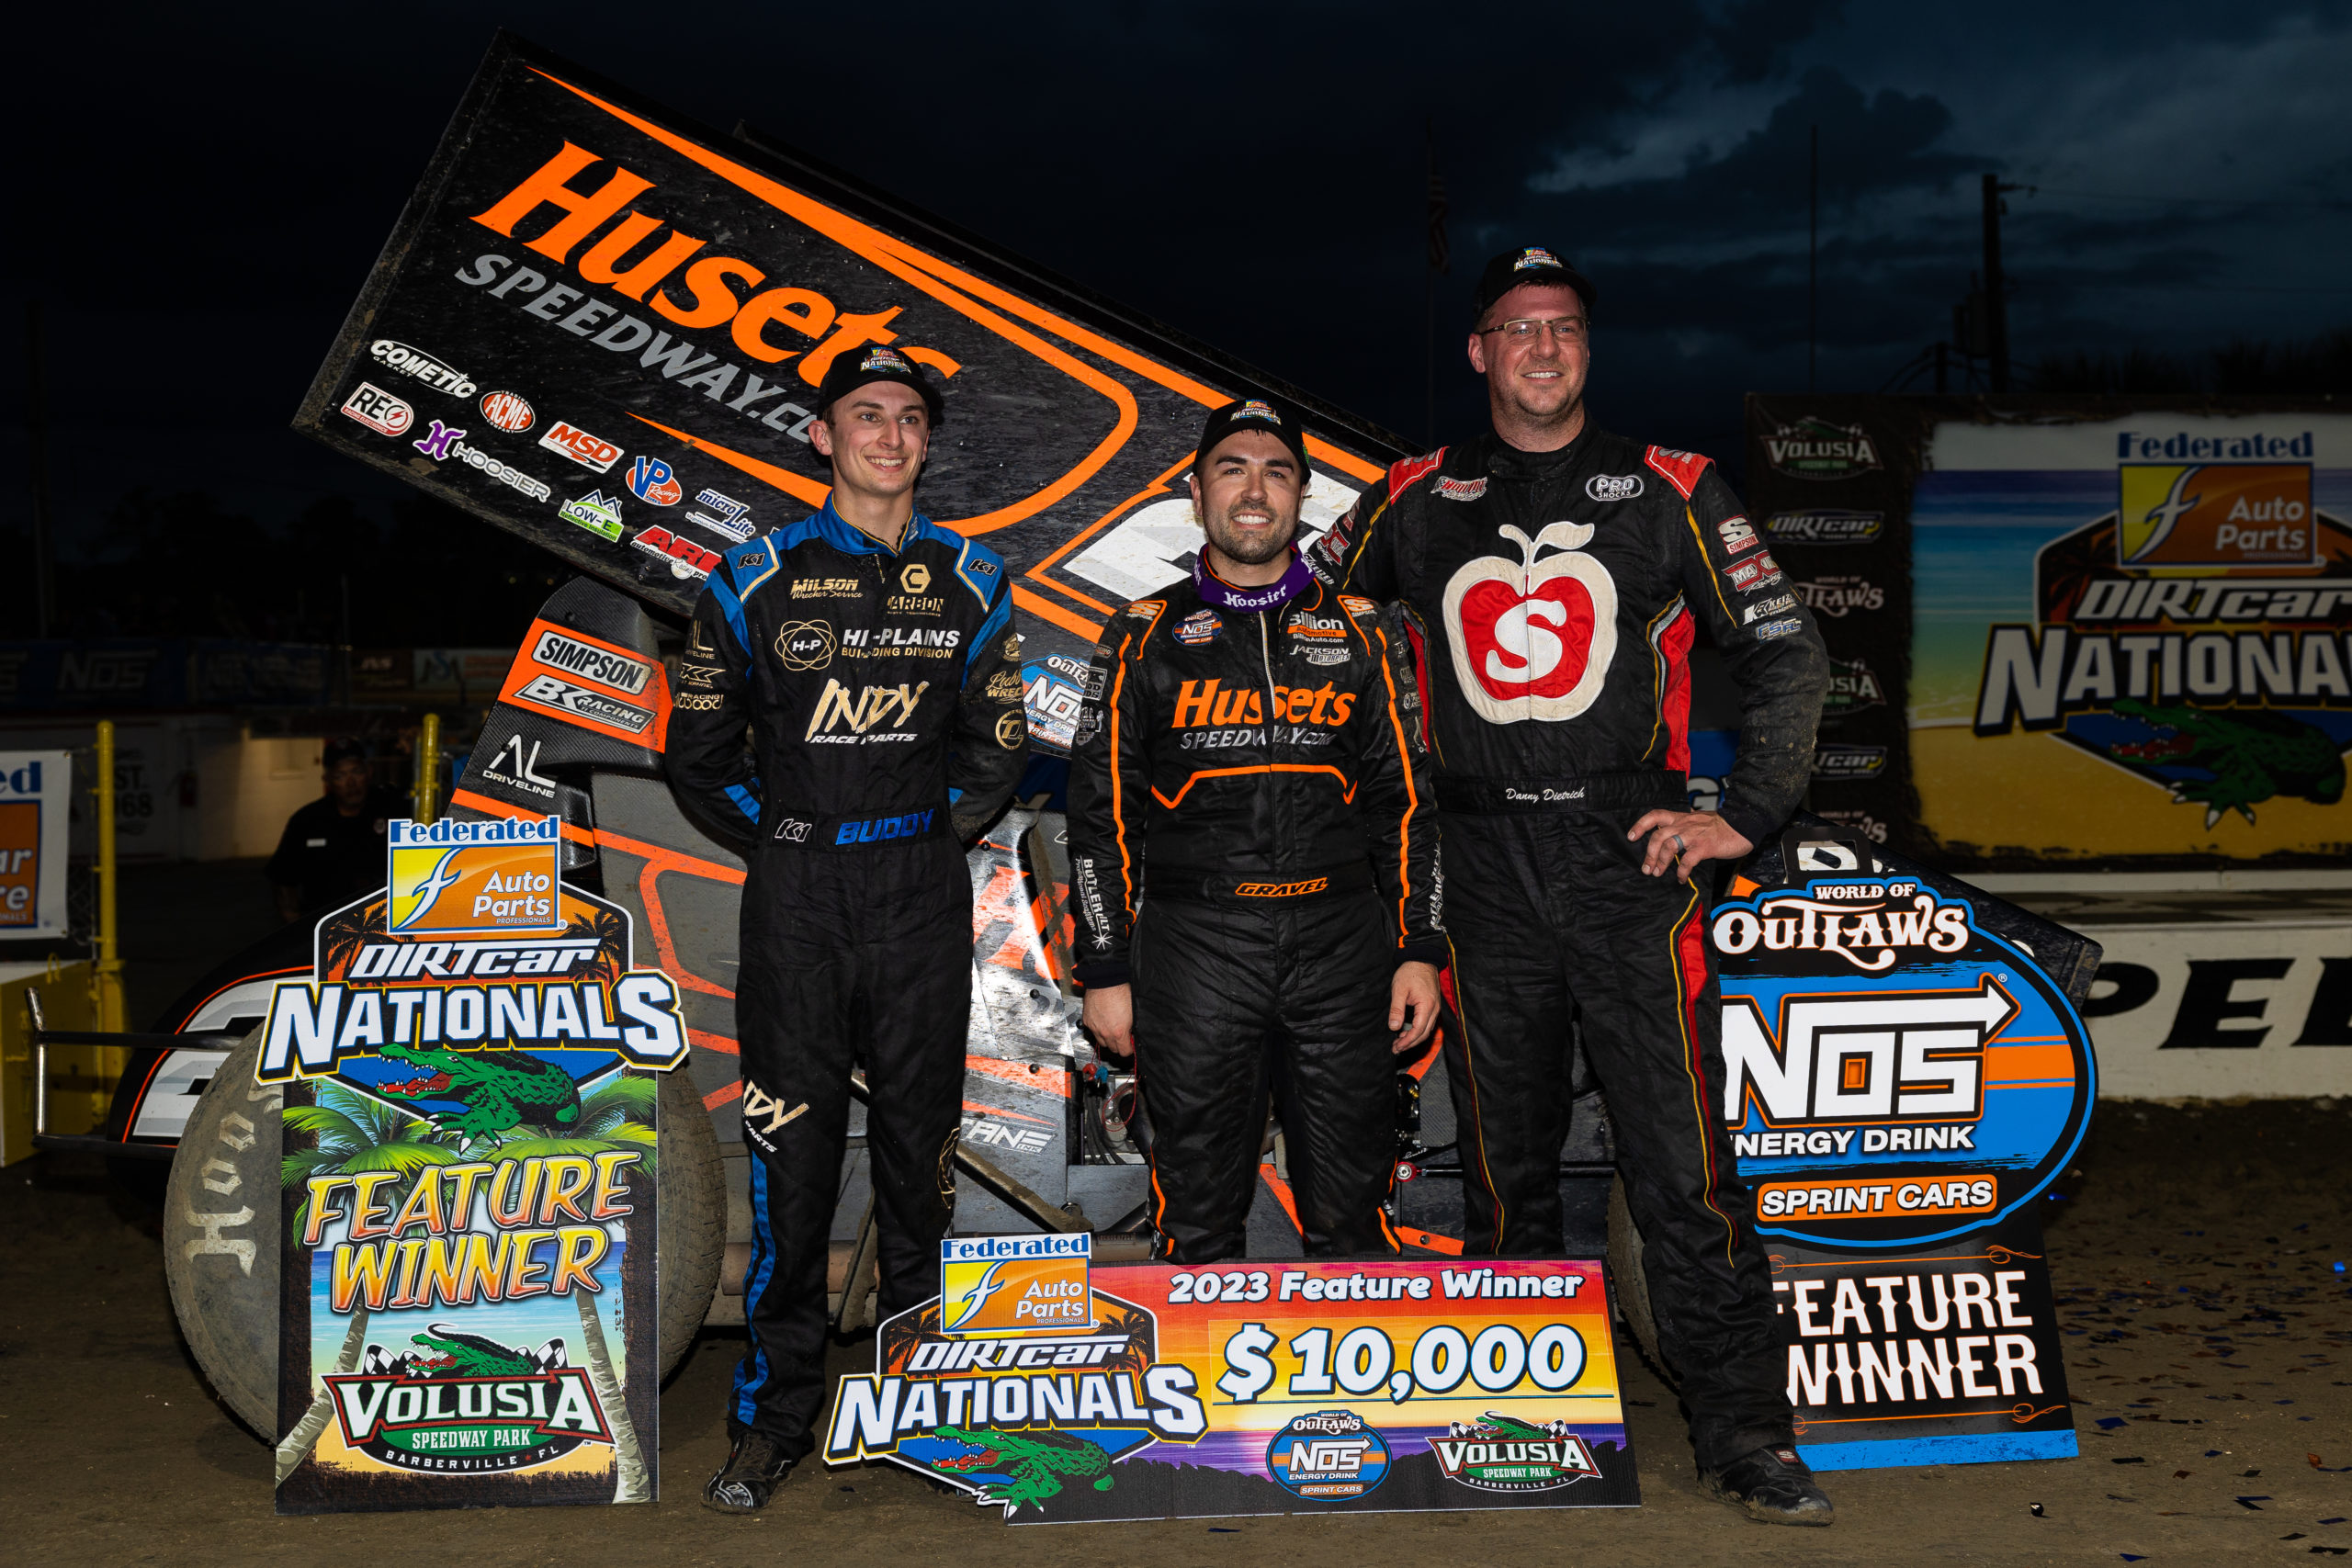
1628, 808, 1753, 882
1081, 983, 1135, 1059
1389, 961, 1442, 1055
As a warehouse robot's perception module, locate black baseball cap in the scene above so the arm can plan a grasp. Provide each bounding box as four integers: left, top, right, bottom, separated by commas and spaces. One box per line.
322, 737, 368, 771
1473, 246, 1598, 323
815, 344, 944, 426
1193, 397, 1310, 477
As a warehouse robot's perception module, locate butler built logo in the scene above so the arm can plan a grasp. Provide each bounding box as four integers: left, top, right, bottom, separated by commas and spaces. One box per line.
388, 816, 562, 934
940, 1234, 1093, 1334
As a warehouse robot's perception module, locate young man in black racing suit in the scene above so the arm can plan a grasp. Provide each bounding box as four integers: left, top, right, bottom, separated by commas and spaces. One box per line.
666, 346, 1028, 1512
1307, 249, 1834, 1525
1069, 399, 1443, 1262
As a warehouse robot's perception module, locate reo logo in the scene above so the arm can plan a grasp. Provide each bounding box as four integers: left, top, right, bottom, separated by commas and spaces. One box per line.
1442, 522, 1618, 724
1585, 472, 1643, 502
340, 382, 414, 436
530, 629, 651, 694
538, 421, 623, 473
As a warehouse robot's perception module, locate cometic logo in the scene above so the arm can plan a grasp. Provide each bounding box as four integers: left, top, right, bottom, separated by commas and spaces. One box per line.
368, 341, 477, 399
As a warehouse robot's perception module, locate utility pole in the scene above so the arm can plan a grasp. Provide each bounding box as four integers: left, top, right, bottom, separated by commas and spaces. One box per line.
1982, 172, 2010, 392
26, 300, 58, 637
1808, 124, 1819, 392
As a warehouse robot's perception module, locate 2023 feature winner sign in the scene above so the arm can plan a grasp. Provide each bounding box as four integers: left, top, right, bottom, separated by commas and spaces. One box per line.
294, 33, 1401, 758
262, 817, 688, 1513
825, 1252, 1635, 1522
1713, 840, 2096, 1469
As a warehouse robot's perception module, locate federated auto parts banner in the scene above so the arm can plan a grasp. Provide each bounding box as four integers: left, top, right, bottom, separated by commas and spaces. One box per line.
294, 33, 1401, 754
0, 752, 72, 939
1747, 396, 2349, 865
261, 816, 689, 1513
824, 1246, 1636, 1522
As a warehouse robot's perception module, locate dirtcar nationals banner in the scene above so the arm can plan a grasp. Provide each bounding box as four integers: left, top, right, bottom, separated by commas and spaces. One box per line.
295, 32, 1401, 754
262, 818, 687, 1513
825, 1243, 1636, 1522
1715, 826, 2097, 1469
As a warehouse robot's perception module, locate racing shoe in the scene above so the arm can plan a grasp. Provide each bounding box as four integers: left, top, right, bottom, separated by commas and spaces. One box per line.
704, 1431, 795, 1514
1701, 1444, 1836, 1526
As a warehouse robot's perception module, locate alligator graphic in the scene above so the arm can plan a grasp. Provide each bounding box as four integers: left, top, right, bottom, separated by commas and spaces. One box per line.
926, 1424, 1114, 1511
376, 1042, 582, 1141
409, 1325, 549, 1377
2107, 699, 2346, 828
1449, 1412, 1576, 1442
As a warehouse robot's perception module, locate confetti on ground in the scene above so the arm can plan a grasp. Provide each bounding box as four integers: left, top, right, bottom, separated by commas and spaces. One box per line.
2114, 1457, 2147, 1464
2239, 1496, 2275, 1509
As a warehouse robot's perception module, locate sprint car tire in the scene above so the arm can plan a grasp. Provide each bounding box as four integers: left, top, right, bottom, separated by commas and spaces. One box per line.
164, 1035, 727, 1439
1605, 1175, 1679, 1392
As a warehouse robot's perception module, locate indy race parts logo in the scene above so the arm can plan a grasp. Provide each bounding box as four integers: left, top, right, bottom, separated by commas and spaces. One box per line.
1430, 1413, 1599, 1493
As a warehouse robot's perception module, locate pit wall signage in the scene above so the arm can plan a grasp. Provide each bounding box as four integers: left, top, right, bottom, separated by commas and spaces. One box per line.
1713, 858, 2094, 1470
824, 1248, 1637, 1522
293, 32, 1400, 760
0, 751, 71, 938
265, 818, 686, 1513
1915, 410, 2351, 863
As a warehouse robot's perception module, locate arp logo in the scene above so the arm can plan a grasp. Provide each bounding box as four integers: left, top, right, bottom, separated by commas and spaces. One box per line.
938, 1234, 1092, 1334
385, 816, 563, 935
2117, 463, 2315, 568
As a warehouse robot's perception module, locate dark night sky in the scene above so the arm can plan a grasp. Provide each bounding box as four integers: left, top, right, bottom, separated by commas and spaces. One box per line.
7, 1, 2349, 569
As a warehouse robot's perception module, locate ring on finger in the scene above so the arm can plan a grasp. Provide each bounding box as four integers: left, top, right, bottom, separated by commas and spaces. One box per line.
1671, 833, 1687, 856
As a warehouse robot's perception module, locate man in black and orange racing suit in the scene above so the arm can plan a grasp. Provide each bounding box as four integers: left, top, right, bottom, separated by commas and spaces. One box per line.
665, 346, 1028, 1512
1068, 398, 1444, 1264
1306, 249, 1834, 1524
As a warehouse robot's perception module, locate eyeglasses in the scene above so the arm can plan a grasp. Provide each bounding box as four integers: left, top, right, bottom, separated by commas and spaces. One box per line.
1479, 316, 1588, 344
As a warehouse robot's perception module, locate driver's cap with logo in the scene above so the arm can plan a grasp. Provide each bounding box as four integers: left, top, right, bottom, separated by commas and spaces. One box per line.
1474, 246, 1598, 321
816, 343, 944, 425
1194, 396, 1310, 478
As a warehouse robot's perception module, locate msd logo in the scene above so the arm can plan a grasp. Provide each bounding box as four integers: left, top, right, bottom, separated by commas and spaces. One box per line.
538, 420, 623, 473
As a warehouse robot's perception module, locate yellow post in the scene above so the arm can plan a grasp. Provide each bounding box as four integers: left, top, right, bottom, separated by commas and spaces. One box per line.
93, 721, 126, 1032
412, 713, 443, 825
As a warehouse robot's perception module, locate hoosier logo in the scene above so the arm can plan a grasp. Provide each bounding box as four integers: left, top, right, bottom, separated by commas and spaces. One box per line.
1431, 1413, 1599, 1492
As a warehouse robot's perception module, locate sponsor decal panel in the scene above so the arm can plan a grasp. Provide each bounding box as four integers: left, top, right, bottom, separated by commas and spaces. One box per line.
823, 1255, 1634, 1521
625, 455, 682, 505
497, 618, 670, 747
341, 382, 415, 436
538, 420, 623, 474
628, 525, 718, 580
686, 488, 754, 542
477, 389, 535, 433
558, 491, 625, 541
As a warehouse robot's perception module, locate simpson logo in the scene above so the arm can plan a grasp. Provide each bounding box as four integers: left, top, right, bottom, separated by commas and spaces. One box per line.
1432, 1416, 1599, 1493
1585, 473, 1643, 502
2116, 463, 2316, 568
1719, 516, 1760, 555
626, 454, 683, 506
478, 389, 534, 433
1764, 416, 1882, 479
1433, 476, 1488, 502
538, 421, 623, 474
629, 525, 718, 580
939, 1233, 1093, 1335
1813, 745, 1887, 779
368, 340, 476, 398
530, 629, 652, 695
515, 674, 655, 734
558, 491, 624, 541
1766, 509, 1883, 546
386, 815, 562, 934
340, 382, 414, 436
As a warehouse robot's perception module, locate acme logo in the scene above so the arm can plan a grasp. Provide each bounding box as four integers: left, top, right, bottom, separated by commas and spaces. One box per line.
805, 679, 930, 740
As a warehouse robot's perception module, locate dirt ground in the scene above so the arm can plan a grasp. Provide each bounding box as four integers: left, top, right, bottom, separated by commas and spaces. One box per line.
6, 1098, 2346, 1567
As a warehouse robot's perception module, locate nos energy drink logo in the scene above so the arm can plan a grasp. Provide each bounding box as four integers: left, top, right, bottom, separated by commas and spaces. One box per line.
1712, 874, 2094, 1248
388, 816, 563, 935
939, 1235, 1093, 1335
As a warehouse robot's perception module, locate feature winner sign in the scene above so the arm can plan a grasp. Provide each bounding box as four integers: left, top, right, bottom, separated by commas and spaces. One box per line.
1713, 823, 2098, 1470
825, 1240, 1635, 1521
261, 814, 688, 1513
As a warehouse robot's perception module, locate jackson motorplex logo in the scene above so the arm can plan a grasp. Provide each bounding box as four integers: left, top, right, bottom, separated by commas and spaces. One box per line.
1711, 872, 2094, 1247
1972, 437, 2349, 829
